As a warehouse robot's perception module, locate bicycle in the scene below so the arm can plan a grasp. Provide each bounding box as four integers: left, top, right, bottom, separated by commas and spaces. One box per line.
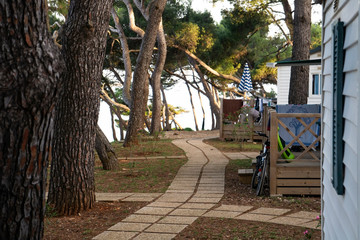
251, 131, 270, 196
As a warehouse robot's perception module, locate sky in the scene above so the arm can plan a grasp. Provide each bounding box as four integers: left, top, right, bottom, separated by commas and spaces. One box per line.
98, 1, 324, 141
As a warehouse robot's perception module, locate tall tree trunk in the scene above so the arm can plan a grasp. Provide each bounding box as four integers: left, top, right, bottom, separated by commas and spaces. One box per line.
150, 21, 167, 134
111, 8, 132, 106
0, 1, 62, 238
100, 90, 128, 140
281, 0, 294, 41
95, 126, 119, 170
198, 91, 206, 130
288, 0, 311, 104
124, 0, 167, 147
110, 108, 118, 142
212, 112, 216, 130
118, 114, 125, 140
188, 56, 220, 129
48, 0, 113, 215
185, 81, 199, 131
160, 85, 171, 130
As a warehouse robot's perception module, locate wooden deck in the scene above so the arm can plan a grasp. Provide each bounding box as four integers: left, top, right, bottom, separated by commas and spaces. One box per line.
269, 110, 321, 196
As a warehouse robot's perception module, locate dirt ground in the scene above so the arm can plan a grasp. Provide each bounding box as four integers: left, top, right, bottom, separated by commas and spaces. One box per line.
44, 202, 147, 240
44, 131, 321, 239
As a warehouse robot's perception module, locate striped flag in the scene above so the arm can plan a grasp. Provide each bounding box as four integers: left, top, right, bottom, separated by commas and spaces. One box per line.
238, 63, 253, 92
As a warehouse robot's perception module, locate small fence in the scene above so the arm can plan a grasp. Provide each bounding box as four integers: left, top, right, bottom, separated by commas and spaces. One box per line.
219, 98, 268, 141
269, 110, 321, 196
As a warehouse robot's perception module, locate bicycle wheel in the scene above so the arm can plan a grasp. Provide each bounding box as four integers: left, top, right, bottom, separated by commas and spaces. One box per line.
256, 156, 268, 196
251, 156, 262, 189
251, 168, 259, 189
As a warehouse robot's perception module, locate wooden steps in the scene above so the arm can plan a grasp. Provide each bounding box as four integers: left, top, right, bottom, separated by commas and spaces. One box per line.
273, 160, 321, 196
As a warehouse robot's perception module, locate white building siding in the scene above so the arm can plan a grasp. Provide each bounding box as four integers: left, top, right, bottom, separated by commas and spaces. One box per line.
277, 66, 291, 104
321, 1, 359, 239
276, 52, 322, 105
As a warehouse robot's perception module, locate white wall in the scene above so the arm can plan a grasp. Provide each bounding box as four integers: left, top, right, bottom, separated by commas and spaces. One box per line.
321, 1, 359, 239
277, 66, 291, 104
308, 52, 322, 104
277, 52, 322, 105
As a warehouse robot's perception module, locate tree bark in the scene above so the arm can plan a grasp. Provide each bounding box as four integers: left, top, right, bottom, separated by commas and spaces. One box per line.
0, 1, 62, 238
198, 91, 206, 130
188, 56, 221, 129
111, 8, 132, 106
110, 108, 118, 142
95, 126, 119, 170
150, 21, 167, 134
288, 0, 311, 104
160, 85, 171, 130
48, 0, 113, 215
281, 0, 294, 41
185, 75, 199, 131
124, 0, 167, 147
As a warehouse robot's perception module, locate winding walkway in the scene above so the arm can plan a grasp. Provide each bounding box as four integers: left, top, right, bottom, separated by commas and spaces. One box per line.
93, 137, 319, 240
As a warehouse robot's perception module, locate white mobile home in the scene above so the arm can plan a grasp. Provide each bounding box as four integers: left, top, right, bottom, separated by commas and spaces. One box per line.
319, 0, 360, 239
276, 47, 322, 104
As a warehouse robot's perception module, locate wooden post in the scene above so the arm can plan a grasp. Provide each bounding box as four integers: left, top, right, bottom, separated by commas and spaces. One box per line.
249, 99, 254, 141
220, 98, 224, 140
269, 110, 278, 196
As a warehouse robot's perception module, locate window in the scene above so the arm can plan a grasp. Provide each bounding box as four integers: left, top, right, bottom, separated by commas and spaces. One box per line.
332, 20, 345, 195
312, 74, 321, 95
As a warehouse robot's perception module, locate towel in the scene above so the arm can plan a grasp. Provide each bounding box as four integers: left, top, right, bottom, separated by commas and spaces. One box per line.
276, 104, 321, 146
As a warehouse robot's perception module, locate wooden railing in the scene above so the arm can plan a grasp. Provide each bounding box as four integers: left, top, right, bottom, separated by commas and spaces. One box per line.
269, 110, 321, 196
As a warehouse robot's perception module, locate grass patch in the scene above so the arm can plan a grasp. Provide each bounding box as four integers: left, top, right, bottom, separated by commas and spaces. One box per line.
95, 158, 186, 193
228, 158, 252, 169
112, 138, 184, 158
204, 138, 262, 152
95, 137, 187, 193
45, 203, 58, 218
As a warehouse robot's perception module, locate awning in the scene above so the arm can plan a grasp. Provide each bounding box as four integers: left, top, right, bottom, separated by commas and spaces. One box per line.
275, 59, 321, 66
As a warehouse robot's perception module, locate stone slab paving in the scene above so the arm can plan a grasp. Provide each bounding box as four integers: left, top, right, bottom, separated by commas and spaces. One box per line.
235, 213, 277, 222
269, 216, 312, 226
193, 193, 224, 198
108, 222, 150, 232
93, 137, 320, 240
122, 214, 162, 223
133, 233, 176, 240
156, 193, 192, 203
299, 221, 319, 229
135, 207, 175, 215
95, 193, 133, 202
195, 190, 225, 194
287, 211, 319, 220
249, 207, 291, 216
180, 203, 215, 209
169, 208, 207, 217
146, 202, 182, 208
144, 223, 188, 233
165, 190, 194, 193
203, 210, 242, 219
93, 231, 137, 240
122, 196, 159, 202
159, 216, 198, 225
188, 197, 222, 203
214, 205, 253, 212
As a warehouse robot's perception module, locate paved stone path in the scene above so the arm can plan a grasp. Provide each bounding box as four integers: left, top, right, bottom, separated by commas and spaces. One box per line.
93, 137, 319, 240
